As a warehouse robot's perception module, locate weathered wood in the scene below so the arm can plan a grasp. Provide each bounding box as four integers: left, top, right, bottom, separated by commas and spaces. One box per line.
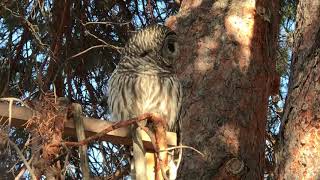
0, 102, 177, 151
71, 103, 90, 180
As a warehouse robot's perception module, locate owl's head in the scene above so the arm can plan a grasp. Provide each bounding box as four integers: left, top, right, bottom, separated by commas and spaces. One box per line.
121, 25, 180, 71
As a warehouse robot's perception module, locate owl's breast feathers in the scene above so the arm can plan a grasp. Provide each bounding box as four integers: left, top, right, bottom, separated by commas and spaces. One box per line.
108, 70, 182, 132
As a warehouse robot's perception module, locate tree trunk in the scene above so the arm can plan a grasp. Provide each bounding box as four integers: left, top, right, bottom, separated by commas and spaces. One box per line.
277, 1, 320, 179
167, 0, 280, 179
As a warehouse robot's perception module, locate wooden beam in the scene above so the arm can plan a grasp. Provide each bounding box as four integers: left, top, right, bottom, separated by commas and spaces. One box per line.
0, 102, 176, 151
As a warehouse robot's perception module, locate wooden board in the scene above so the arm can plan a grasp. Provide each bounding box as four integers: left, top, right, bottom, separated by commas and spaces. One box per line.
0, 102, 177, 151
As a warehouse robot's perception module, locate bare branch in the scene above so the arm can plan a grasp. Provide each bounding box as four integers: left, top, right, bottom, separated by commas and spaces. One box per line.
84, 21, 131, 26
67, 45, 121, 60
8, 139, 37, 180
14, 166, 26, 180
159, 145, 205, 157
84, 30, 122, 51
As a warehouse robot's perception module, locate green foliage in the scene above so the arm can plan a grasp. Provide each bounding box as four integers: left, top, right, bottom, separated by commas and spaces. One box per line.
276, 45, 289, 76
280, 0, 297, 25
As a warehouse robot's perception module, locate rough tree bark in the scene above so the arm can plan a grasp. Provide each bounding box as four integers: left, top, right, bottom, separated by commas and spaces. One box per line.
277, 1, 320, 179
166, 0, 280, 179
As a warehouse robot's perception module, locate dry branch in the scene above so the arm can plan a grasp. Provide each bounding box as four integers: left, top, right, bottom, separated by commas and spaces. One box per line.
8, 139, 37, 180
67, 45, 117, 60
53, 113, 165, 148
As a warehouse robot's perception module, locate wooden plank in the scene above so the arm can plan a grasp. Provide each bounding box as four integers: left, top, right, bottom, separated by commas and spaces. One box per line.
71, 103, 90, 179
0, 102, 177, 151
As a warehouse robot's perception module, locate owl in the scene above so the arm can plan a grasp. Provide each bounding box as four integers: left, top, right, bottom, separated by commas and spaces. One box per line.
108, 25, 182, 179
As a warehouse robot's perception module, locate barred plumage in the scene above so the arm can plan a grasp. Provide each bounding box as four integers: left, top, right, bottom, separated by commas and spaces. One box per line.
108, 72, 182, 131
107, 25, 182, 179
108, 25, 182, 132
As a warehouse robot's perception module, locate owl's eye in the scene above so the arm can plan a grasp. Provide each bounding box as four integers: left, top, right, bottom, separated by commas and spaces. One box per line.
162, 35, 179, 59
167, 42, 175, 52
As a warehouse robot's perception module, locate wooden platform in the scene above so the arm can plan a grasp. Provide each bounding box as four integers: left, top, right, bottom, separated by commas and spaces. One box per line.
0, 102, 177, 151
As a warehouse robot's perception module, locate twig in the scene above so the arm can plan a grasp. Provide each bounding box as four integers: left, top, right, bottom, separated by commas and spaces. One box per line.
53, 84, 57, 104
67, 45, 120, 60
0, 3, 49, 50
84, 30, 122, 51
84, 21, 131, 26
61, 152, 70, 177
147, 0, 155, 21
8, 139, 37, 180
159, 145, 205, 157
78, 21, 123, 55
14, 166, 26, 180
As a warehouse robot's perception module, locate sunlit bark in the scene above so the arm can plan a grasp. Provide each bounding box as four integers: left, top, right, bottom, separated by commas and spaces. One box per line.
168, 0, 280, 179
277, 1, 320, 179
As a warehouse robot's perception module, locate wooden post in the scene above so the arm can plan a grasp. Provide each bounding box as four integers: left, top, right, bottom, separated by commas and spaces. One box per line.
146, 152, 157, 180
70, 103, 90, 179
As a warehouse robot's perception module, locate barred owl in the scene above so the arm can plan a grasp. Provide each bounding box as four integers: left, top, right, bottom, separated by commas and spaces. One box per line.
108, 25, 182, 179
